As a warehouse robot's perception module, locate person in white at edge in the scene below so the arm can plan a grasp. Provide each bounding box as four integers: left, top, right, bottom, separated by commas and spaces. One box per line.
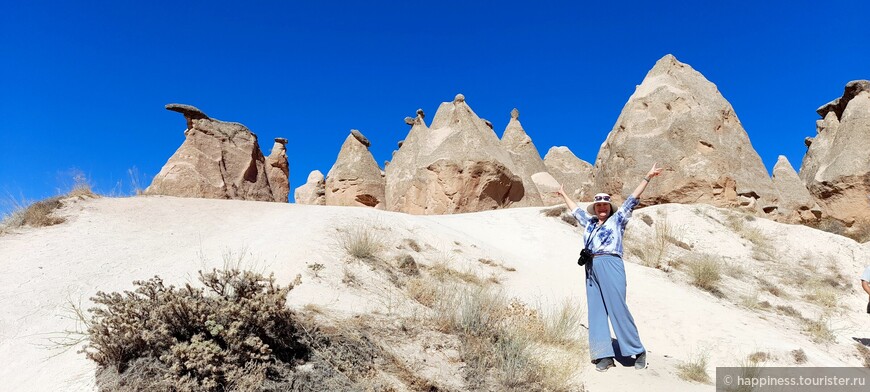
556, 163, 663, 372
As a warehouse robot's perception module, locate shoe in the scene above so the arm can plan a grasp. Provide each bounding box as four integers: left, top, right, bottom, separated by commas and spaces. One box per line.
595, 357, 615, 372
635, 351, 648, 369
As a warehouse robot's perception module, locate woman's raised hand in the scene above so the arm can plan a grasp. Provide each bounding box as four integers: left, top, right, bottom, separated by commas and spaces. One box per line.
647, 162, 664, 178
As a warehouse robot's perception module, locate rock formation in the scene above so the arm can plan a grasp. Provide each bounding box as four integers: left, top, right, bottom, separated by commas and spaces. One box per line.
324, 130, 386, 208
385, 94, 524, 214
294, 170, 326, 205
800, 80, 870, 227
499, 108, 546, 206
145, 104, 274, 202
386, 94, 524, 214
530, 172, 563, 206
543, 146, 593, 200
266, 138, 290, 202
771, 156, 821, 223
591, 54, 778, 213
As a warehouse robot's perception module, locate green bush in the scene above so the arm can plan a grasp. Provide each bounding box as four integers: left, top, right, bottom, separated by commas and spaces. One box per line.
83, 269, 307, 391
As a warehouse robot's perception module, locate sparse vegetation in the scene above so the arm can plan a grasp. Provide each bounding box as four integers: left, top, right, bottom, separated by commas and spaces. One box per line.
803, 315, 836, 344
855, 343, 870, 368
82, 268, 309, 390
685, 254, 722, 294
629, 217, 685, 271
432, 286, 584, 390
1, 177, 96, 234
791, 348, 807, 364
307, 262, 325, 278
336, 224, 387, 261
747, 351, 770, 364
676, 350, 711, 384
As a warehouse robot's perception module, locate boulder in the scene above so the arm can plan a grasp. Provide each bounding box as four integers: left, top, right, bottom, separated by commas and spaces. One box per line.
800, 80, 870, 228
294, 170, 326, 205
499, 108, 546, 206
543, 146, 593, 200
145, 104, 273, 201
771, 156, 821, 223
266, 138, 290, 202
591, 54, 778, 214
385, 94, 524, 214
325, 130, 386, 208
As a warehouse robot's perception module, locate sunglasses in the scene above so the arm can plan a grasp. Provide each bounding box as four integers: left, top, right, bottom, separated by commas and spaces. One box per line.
594, 195, 611, 202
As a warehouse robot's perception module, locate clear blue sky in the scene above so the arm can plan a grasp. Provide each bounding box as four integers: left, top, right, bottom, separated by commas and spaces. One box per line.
2, 1, 867, 214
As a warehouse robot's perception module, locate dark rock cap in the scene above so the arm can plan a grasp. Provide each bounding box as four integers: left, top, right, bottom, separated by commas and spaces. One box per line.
275, 137, 288, 145
350, 129, 371, 147
816, 80, 870, 118
165, 103, 209, 120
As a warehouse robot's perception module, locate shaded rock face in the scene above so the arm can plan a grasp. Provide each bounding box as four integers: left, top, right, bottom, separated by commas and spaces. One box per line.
543, 147, 593, 200
266, 138, 290, 202
592, 55, 777, 213
294, 170, 326, 205
530, 171, 564, 206
325, 130, 386, 208
801, 80, 870, 227
771, 156, 821, 223
385, 95, 524, 214
145, 104, 274, 201
500, 108, 546, 206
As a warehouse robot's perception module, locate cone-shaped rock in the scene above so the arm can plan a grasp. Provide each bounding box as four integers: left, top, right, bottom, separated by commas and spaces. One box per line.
800, 80, 870, 227
145, 104, 273, 201
266, 138, 290, 202
772, 156, 821, 223
294, 170, 326, 205
592, 55, 777, 213
325, 130, 386, 208
500, 108, 546, 206
544, 146, 593, 200
385, 95, 524, 214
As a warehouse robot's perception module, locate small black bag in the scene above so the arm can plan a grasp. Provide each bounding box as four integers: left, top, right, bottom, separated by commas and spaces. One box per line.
578, 248, 593, 266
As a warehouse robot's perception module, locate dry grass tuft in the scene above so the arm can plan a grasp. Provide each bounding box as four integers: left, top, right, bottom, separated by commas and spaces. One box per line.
1, 179, 97, 233
685, 254, 722, 294
335, 225, 387, 261
791, 348, 807, 364
676, 351, 711, 384
855, 343, 870, 368
803, 315, 836, 344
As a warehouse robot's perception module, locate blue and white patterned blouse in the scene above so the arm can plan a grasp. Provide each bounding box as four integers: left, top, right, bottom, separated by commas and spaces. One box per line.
572, 196, 639, 258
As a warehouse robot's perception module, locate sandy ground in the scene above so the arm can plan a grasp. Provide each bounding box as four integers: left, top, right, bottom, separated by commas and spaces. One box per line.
1, 195, 868, 391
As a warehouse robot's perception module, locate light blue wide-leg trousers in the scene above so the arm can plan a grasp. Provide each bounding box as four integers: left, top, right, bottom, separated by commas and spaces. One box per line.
585, 255, 645, 360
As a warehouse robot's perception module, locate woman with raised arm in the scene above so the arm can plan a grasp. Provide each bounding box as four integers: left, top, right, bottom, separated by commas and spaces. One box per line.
556, 163, 663, 372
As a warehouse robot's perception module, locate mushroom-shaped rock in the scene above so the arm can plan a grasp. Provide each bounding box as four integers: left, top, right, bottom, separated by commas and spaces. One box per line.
294, 170, 326, 205
500, 108, 548, 206
266, 138, 290, 202
145, 104, 273, 202
324, 130, 385, 208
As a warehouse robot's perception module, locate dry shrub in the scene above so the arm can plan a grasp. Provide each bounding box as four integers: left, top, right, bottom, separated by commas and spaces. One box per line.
83, 269, 308, 391
405, 277, 439, 308
744, 227, 775, 261
541, 205, 566, 218
747, 351, 771, 364
1, 179, 97, 233
775, 305, 802, 319
803, 282, 838, 309
803, 315, 835, 344
336, 225, 386, 260
631, 217, 684, 270
685, 254, 722, 294
791, 348, 807, 364
403, 238, 422, 252
676, 351, 711, 384
433, 286, 583, 391
429, 258, 483, 286
758, 279, 784, 298
855, 343, 870, 368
